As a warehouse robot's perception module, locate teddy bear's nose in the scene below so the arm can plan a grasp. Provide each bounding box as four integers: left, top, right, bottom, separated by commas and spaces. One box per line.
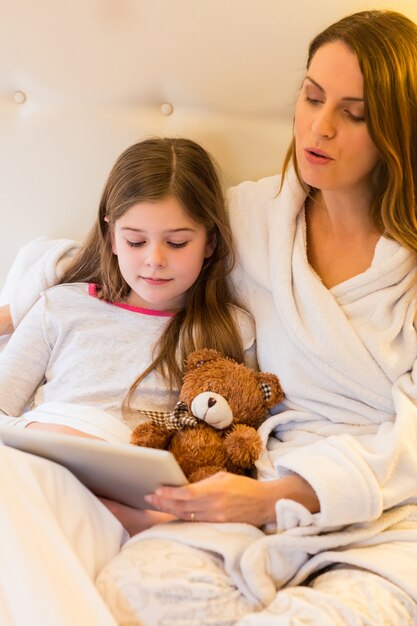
208, 397, 217, 408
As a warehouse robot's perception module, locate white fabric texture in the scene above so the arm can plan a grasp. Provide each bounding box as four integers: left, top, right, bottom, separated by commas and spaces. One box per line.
95, 169, 417, 624
0, 281, 256, 433
97, 537, 417, 626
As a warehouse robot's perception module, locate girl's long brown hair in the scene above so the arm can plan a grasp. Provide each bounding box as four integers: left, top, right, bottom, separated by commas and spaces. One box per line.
59, 137, 245, 412
281, 10, 417, 254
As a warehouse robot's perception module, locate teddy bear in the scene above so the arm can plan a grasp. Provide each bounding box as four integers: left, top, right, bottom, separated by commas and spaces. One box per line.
130, 348, 283, 482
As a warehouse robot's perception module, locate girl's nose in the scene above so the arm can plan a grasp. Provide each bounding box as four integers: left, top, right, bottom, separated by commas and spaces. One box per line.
145, 244, 166, 267
311, 105, 336, 138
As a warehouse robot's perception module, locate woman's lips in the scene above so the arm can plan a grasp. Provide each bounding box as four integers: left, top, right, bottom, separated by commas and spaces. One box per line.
304, 147, 334, 165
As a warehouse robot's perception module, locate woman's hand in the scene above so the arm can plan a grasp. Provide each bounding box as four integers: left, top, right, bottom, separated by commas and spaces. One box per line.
99, 498, 177, 536
25, 422, 104, 440
144, 471, 319, 527
0, 305, 13, 336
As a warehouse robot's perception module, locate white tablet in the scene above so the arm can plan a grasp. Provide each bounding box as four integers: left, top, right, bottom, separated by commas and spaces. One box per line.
0, 425, 188, 508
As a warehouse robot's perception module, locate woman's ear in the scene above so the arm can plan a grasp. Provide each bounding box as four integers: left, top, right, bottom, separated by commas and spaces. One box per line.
204, 231, 217, 258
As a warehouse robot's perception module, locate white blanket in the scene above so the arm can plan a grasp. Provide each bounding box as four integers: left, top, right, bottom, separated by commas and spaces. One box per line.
126, 503, 417, 607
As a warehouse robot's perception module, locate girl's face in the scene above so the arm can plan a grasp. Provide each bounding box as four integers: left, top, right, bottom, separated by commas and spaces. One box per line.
111, 196, 215, 311
294, 40, 380, 196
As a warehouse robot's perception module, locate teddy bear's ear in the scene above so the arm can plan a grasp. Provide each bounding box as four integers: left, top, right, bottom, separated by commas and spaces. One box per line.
185, 348, 223, 371
255, 372, 284, 408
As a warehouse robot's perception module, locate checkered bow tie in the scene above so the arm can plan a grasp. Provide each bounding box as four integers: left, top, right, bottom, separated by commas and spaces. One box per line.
137, 401, 198, 431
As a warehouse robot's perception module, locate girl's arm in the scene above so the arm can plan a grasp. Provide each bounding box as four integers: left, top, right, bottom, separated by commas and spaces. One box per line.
25, 422, 105, 438
143, 471, 320, 527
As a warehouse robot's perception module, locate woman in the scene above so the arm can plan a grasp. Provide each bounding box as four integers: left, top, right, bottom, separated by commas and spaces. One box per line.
2, 9, 417, 626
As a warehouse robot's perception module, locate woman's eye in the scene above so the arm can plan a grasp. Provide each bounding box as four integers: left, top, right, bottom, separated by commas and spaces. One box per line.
305, 96, 322, 105
168, 241, 188, 249
345, 110, 366, 123
126, 240, 146, 248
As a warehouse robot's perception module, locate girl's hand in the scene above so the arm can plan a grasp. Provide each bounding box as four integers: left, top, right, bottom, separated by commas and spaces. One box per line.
99, 498, 177, 536
25, 422, 104, 440
145, 471, 319, 527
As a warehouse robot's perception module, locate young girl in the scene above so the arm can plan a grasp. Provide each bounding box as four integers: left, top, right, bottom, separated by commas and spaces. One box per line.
0, 137, 256, 441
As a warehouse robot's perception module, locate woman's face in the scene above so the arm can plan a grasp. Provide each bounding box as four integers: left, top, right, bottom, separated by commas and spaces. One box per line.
294, 40, 380, 196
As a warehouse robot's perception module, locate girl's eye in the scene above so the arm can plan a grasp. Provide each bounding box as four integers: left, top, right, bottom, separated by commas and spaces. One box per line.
126, 240, 146, 248
168, 241, 188, 249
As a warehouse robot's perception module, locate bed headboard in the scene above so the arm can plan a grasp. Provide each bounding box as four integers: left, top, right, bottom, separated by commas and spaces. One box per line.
1, 0, 416, 287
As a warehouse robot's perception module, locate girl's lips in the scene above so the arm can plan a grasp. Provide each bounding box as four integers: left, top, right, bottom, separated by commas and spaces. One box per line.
141, 277, 172, 285
304, 148, 333, 165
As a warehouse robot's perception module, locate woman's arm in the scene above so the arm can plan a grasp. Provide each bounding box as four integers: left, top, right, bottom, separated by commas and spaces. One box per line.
0, 305, 13, 336
143, 471, 320, 527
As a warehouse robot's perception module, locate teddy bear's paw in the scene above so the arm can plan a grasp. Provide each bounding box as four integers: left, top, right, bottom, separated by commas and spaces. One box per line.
130, 422, 171, 449
169, 427, 226, 480
224, 425, 263, 469
188, 465, 226, 483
